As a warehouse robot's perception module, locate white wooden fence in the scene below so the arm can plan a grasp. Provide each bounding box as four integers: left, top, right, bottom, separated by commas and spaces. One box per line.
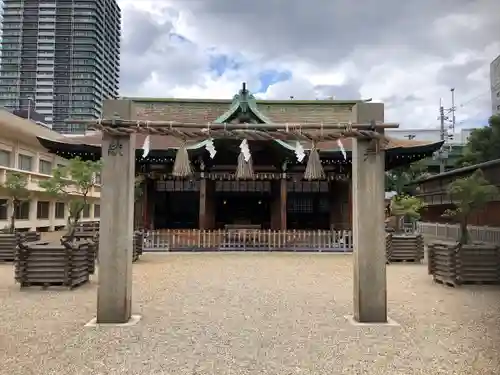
143, 229, 354, 252
416, 222, 500, 244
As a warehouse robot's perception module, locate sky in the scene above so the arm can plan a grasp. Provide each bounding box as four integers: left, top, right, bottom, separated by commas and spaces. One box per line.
116, 0, 500, 130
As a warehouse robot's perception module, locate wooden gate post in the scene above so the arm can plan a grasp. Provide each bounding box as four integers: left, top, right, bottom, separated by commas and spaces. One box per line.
352, 137, 387, 323
96, 132, 136, 324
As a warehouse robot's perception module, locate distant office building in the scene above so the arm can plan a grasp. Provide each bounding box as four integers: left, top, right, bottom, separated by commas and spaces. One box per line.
491, 55, 500, 115
0, 0, 121, 133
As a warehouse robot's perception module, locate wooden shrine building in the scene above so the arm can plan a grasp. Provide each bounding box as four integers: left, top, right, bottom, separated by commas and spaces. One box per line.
37, 84, 443, 232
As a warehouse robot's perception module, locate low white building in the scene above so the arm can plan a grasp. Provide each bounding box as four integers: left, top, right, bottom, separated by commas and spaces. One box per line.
0, 109, 100, 231
386, 127, 474, 145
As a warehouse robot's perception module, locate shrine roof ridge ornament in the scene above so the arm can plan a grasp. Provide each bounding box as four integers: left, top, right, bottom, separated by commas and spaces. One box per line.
213, 82, 273, 124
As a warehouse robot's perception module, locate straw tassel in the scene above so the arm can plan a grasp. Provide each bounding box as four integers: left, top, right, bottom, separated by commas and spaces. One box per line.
236, 139, 254, 179
172, 143, 193, 177
303, 143, 325, 180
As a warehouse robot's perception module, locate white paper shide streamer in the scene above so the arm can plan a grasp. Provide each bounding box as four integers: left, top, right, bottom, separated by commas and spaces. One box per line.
205, 138, 217, 159
239, 139, 251, 162
294, 141, 305, 162
142, 135, 150, 158
337, 139, 347, 160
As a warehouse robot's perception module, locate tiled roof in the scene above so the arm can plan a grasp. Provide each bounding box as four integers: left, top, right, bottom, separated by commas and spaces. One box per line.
131, 99, 356, 126
413, 158, 500, 184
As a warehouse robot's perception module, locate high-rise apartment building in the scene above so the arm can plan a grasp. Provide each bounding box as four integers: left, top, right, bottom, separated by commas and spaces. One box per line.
491, 55, 500, 115
0, 0, 121, 133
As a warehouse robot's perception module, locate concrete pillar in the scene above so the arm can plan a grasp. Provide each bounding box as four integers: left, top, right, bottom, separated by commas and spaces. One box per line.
48, 200, 55, 231
12, 141, 19, 169
29, 197, 38, 231
352, 137, 387, 323
96, 132, 136, 324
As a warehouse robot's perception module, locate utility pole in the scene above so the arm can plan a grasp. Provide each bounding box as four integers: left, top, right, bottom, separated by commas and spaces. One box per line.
450, 88, 456, 134
435, 89, 457, 173
439, 101, 446, 173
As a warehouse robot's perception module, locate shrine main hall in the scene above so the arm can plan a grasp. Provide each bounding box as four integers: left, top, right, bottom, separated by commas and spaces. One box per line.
37, 85, 443, 232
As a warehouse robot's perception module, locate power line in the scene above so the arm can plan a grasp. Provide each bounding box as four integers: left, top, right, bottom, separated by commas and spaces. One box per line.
445, 90, 489, 115
454, 107, 489, 127
442, 88, 492, 131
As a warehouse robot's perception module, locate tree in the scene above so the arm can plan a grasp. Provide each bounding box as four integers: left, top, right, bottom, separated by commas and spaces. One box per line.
0, 172, 29, 233
385, 160, 429, 196
390, 194, 424, 232
38, 157, 102, 237
443, 169, 499, 244
458, 114, 500, 166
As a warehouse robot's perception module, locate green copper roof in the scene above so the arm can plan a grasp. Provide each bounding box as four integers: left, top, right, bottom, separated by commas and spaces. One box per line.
213, 83, 272, 124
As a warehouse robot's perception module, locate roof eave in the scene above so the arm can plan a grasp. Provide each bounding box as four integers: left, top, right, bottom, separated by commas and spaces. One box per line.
413, 157, 500, 184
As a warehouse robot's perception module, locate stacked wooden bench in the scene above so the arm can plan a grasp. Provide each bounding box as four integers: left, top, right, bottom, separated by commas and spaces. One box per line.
385, 233, 424, 263
428, 240, 500, 287
16, 240, 92, 289
64, 229, 143, 266
0, 231, 41, 262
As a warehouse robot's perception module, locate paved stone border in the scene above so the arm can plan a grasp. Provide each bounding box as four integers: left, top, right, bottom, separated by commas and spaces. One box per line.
84, 314, 142, 327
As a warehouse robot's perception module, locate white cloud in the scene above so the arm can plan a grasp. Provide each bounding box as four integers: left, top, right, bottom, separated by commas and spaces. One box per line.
117, 0, 500, 129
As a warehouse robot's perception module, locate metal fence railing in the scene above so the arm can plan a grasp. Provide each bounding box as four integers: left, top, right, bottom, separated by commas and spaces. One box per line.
416, 222, 500, 244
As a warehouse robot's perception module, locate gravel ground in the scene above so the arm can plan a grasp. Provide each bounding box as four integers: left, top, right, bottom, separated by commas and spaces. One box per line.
0, 252, 499, 375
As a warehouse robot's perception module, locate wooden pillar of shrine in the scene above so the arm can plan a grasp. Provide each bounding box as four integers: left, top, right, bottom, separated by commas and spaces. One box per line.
199, 173, 207, 229
207, 180, 216, 229
270, 180, 280, 230
270, 175, 287, 230
279, 175, 287, 230
329, 180, 338, 229
199, 167, 215, 229
142, 178, 149, 229
96, 132, 136, 324
329, 179, 350, 230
